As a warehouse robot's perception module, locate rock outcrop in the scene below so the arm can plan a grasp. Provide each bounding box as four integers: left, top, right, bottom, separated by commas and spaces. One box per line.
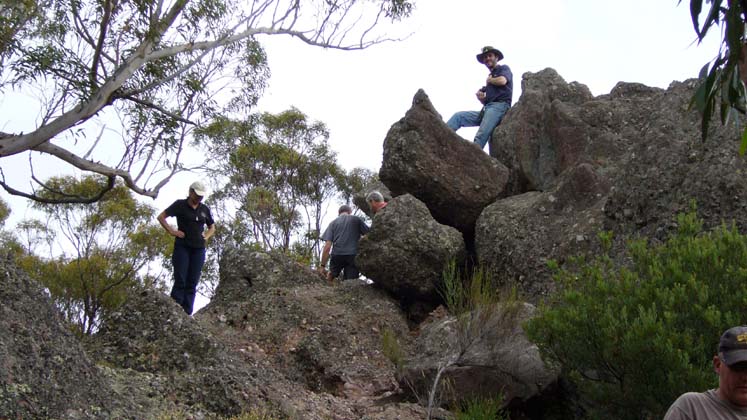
356, 194, 466, 308
0, 255, 119, 419
380, 89, 510, 236
202, 248, 411, 399
400, 303, 559, 409
475, 168, 608, 299
478, 69, 747, 297
197, 248, 443, 419
6, 66, 747, 420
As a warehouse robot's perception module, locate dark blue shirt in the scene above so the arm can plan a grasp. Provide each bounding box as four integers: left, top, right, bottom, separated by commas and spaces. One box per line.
164, 199, 215, 248
482, 64, 513, 105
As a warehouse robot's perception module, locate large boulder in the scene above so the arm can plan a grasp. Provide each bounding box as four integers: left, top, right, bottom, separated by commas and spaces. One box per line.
475, 165, 609, 300
356, 194, 466, 306
380, 89, 510, 236
492, 68, 609, 192
480, 69, 747, 300
400, 302, 559, 409
0, 255, 120, 420
91, 287, 273, 417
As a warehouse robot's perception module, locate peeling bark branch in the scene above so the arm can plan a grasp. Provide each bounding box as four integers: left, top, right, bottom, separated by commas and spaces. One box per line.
2, 0, 409, 203
33, 142, 160, 198
0, 168, 116, 204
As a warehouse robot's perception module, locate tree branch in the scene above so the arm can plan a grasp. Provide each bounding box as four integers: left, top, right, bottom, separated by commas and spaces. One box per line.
90, 0, 114, 88
32, 142, 166, 199
0, 0, 189, 158
0, 168, 116, 204
120, 95, 198, 125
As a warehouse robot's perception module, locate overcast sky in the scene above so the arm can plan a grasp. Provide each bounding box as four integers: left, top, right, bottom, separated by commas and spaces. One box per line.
0, 0, 722, 222
255, 0, 722, 174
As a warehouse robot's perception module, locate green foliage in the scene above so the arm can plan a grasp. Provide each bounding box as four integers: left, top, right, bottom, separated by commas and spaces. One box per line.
18, 175, 170, 334
680, 0, 747, 147
334, 167, 378, 207
155, 408, 281, 420
197, 108, 344, 264
1, 0, 411, 202
381, 327, 405, 370
427, 261, 520, 420
453, 395, 508, 420
525, 210, 747, 419
439, 260, 516, 316
0, 196, 9, 225
226, 411, 281, 420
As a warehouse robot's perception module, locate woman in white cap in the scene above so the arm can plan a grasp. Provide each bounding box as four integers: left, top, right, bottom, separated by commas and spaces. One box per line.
157, 181, 215, 315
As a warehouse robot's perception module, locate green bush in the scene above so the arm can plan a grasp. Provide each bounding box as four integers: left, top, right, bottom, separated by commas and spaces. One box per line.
439, 260, 515, 316
453, 395, 508, 420
381, 327, 405, 370
525, 210, 747, 419
155, 407, 281, 420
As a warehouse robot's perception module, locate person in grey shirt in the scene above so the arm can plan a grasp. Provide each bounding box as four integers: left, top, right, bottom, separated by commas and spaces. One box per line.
318, 204, 369, 283
664, 325, 747, 419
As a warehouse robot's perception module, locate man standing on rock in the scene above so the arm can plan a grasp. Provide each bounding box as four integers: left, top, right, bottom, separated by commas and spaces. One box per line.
157, 181, 215, 315
446, 45, 513, 150
664, 325, 747, 419
318, 204, 370, 284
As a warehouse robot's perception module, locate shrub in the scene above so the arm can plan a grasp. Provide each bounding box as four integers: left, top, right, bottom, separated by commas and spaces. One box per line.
381, 327, 405, 370
439, 260, 515, 316
424, 261, 519, 419
155, 407, 281, 420
454, 395, 508, 420
227, 410, 281, 420
525, 210, 747, 419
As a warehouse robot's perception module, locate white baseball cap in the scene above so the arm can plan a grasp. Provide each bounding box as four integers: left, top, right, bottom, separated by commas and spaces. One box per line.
189, 181, 208, 197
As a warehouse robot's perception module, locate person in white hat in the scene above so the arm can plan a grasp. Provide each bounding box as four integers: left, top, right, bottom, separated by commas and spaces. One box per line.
664, 325, 747, 419
157, 181, 215, 315
446, 45, 513, 151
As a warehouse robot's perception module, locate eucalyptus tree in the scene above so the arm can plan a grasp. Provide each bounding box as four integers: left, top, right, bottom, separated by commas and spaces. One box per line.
18, 175, 171, 334
681, 0, 747, 147
0, 0, 413, 203
199, 108, 342, 262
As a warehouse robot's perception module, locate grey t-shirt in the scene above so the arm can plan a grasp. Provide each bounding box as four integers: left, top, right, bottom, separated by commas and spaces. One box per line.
664, 389, 747, 420
321, 214, 370, 255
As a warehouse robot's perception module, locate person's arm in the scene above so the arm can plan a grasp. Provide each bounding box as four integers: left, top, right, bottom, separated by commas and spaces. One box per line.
203, 223, 215, 240
486, 75, 507, 86
360, 218, 370, 236
157, 211, 184, 238
319, 241, 332, 271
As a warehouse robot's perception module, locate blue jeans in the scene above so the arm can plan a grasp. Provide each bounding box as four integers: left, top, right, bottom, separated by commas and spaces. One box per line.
171, 243, 206, 315
446, 101, 510, 149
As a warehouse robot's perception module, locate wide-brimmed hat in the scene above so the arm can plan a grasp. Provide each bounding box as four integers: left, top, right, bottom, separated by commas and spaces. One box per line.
476, 46, 504, 64
719, 326, 747, 366
189, 181, 208, 197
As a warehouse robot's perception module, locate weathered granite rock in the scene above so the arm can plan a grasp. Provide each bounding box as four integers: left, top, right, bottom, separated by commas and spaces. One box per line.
380, 89, 510, 236
475, 165, 608, 300
356, 194, 466, 304
198, 249, 424, 419
202, 249, 411, 397
480, 69, 747, 301
400, 302, 559, 409
0, 255, 117, 420
92, 287, 271, 417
